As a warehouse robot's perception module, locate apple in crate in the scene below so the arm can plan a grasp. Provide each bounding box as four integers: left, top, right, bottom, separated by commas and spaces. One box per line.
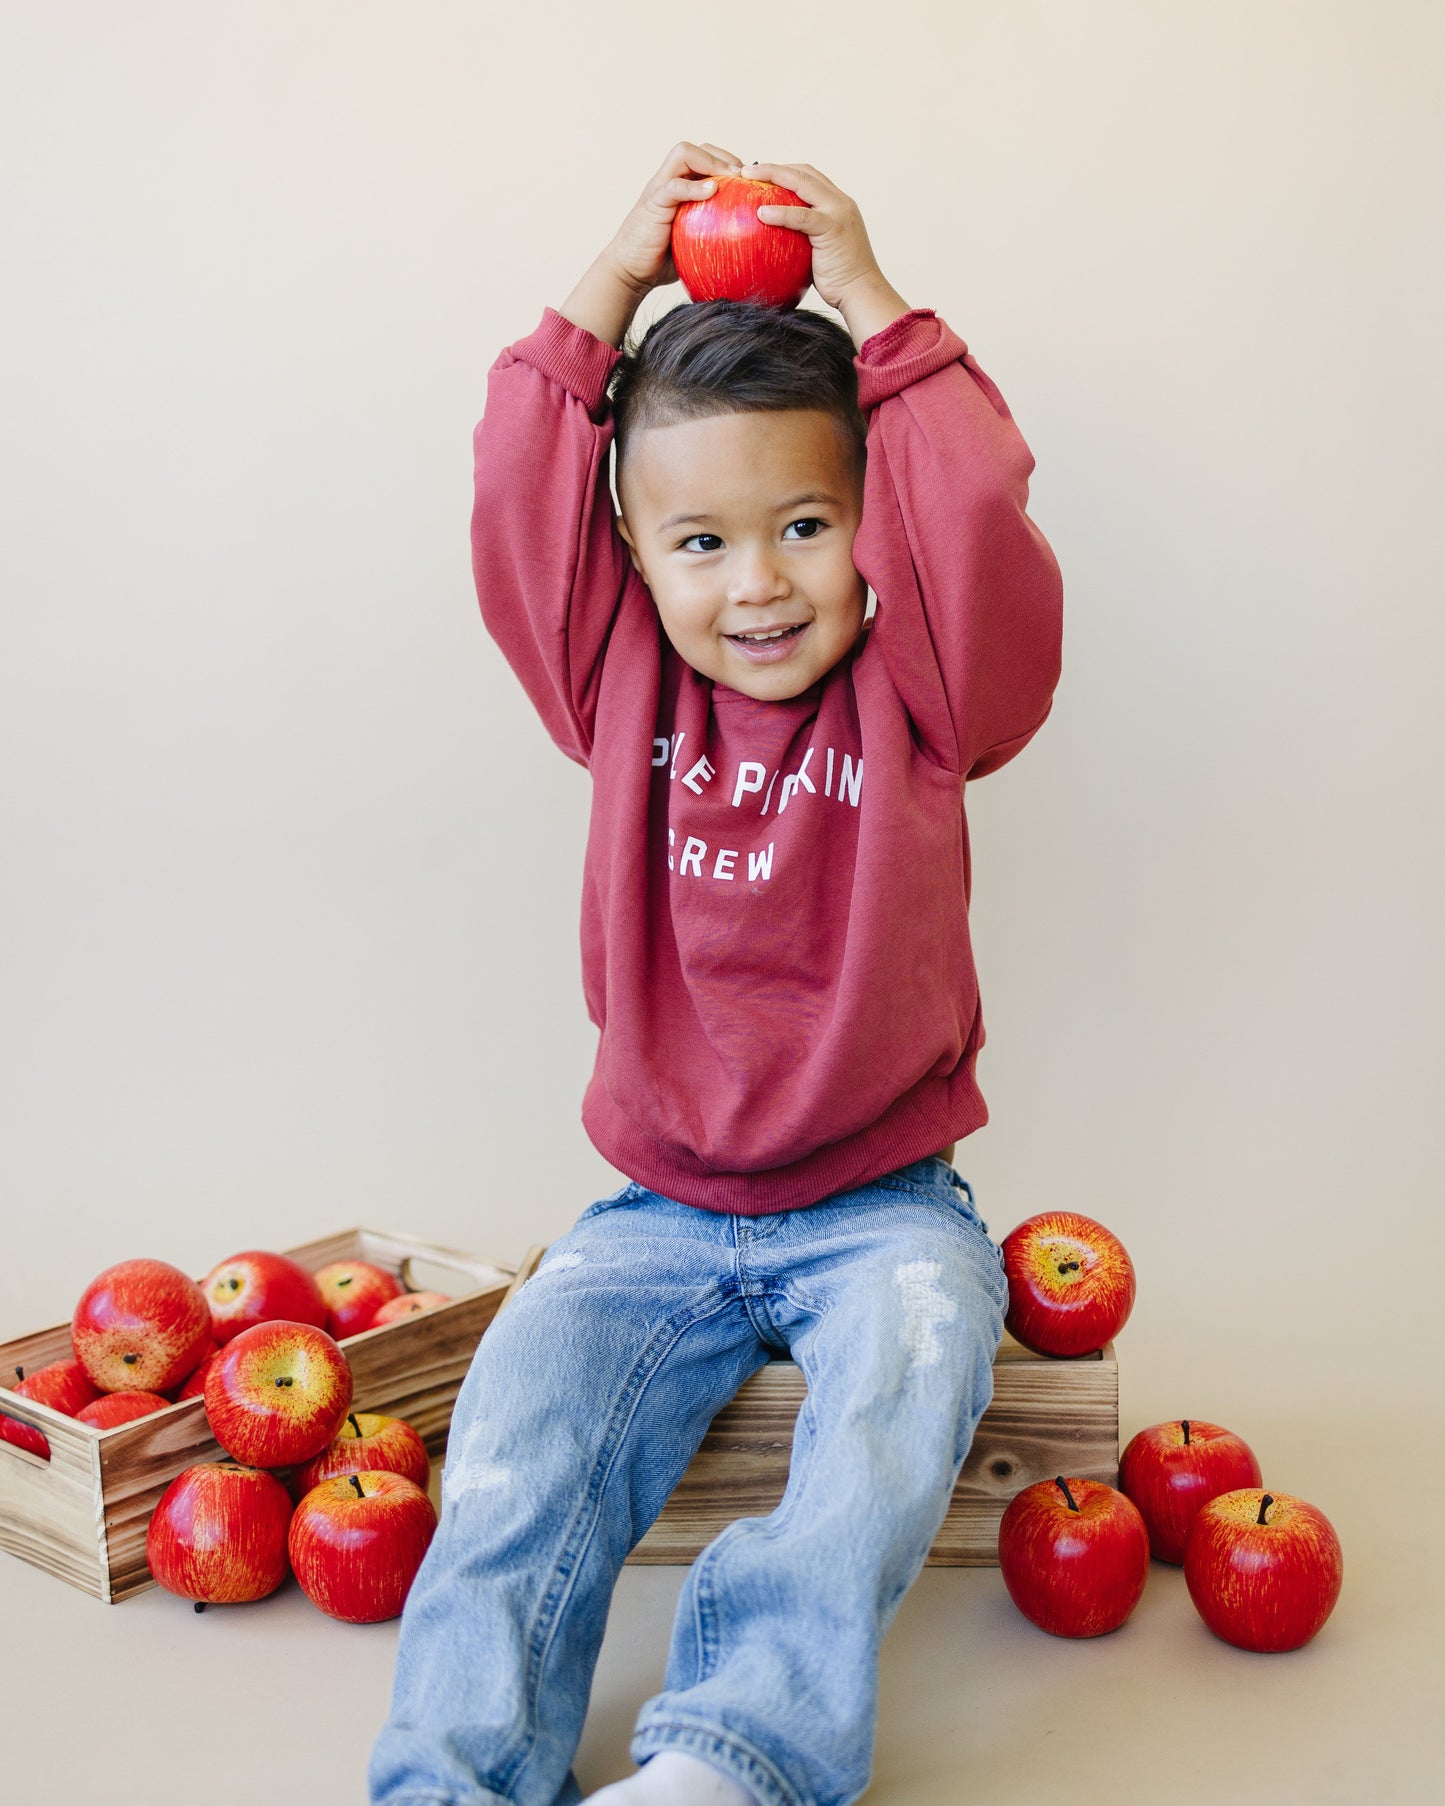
998, 1476, 1150, 1637
76, 1390, 173, 1429
204, 1320, 353, 1467
71, 1257, 214, 1393
670, 171, 813, 309
289, 1410, 431, 1500
1120, 1420, 1264, 1564
147, 1460, 295, 1607
1000, 1212, 1136, 1357
370, 1291, 452, 1326
172, 1341, 221, 1400
201, 1249, 329, 1344
313, 1260, 403, 1339
1, 1360, 103, 1458
289, 1469, 437, 1623
1184, 1488, 1343, 1652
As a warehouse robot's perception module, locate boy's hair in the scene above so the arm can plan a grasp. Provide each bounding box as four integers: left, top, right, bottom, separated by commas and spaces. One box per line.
608, 299, 867, 493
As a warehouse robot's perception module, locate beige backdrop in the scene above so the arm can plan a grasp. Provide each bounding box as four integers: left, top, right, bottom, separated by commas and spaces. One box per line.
2, 3, 1440, 1802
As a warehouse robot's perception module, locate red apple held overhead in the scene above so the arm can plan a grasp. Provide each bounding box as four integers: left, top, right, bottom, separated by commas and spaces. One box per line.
369, 1291, 452, 1327
71, 1257, 214, 1393
1, 1360, 104, 1459
313, 1260, 404, 1340
998, 1475, 1151, 1638
203, 1320, 353, 1468
288, 1469, 437, 1624
1184, 1488, 1343, 1652
289, 1411, 430, 1501
671, 172, 813, 309
1000, 1212, 1136, 1358
201, 1249, 329, 1345
75, 1390, 173, 1429
146, 1460, 295, 1607
1120, 1420, 1264, 1564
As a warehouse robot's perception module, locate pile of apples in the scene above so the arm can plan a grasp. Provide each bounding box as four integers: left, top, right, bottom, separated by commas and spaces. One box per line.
994, 1211, 1343, 1655
0, 1249, 454, 1622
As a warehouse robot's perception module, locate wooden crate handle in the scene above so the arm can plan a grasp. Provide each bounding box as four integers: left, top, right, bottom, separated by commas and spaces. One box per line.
398, 1249, 516, 1292
495, 1245, 549, 1313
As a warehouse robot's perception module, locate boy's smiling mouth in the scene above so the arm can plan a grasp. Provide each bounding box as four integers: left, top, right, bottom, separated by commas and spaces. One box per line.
725, 621, 811, 661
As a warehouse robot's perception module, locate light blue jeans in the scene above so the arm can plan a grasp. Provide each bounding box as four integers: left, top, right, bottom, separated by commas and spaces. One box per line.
368, 1155, 1009, 1806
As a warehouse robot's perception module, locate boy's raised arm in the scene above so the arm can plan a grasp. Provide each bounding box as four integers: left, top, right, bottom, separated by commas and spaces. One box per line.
471, 144, 746, 767
470, 301, 629, 769
736, 160, 1064, 782
849, 307, 1065, 779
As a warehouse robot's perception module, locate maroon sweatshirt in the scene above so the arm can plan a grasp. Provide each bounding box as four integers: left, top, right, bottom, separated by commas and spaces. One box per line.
471, 303, 1063, 1213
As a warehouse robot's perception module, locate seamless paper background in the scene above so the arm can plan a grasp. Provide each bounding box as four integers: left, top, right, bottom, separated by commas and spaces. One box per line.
2, 4, 1440, 1802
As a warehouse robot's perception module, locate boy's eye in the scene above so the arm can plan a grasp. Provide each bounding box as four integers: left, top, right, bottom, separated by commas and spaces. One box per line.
677, 518, 827, 553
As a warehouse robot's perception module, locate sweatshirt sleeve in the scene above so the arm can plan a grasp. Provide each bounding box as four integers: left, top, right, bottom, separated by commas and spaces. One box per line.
470, 306, 629, 768
850, 308, 1064, 779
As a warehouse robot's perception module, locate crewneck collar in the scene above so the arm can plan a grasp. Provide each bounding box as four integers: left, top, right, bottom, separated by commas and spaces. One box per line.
711, 674, 827, 706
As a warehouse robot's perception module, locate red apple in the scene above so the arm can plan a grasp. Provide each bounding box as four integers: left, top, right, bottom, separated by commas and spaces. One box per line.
171, 1340, 221, 1400
1000, 1212, 1136, 1358
1184, 1488, 1343, 1652
998, 1475, 1151, 1637
75, 1389, 173, 1429
203, 1320, 353, 1468
1, 1360, 103, 1459
313, 1260, 403, 1340
146, 1459, 294, 1606
288, 1469, 437, 1623
670, 171, 813, 310
1120, 1420, 1264, 1564
289, 1410, 430, 1501
71, 1257, 214, 1394
369, 1291, 452, 1327
200, 1249, 329, 1345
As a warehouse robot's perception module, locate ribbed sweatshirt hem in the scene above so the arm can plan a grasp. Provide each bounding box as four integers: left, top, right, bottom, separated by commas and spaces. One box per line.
581, 1060, 989, 1215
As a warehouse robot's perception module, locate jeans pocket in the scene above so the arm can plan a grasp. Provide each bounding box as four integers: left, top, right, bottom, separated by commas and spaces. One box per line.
942, 1171, 984, 1223
943, 1174, 1008, 1273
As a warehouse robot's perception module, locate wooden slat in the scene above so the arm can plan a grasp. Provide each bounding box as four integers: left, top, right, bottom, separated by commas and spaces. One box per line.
0, 1392, 109, 1598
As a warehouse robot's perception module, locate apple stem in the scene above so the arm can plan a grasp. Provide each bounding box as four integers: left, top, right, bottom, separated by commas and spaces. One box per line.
1257, 1493, 1273, 1525
195, 1601, 206, 1613
1182, 1420, 1190, 1444
349, 1473, 365, 1499
348, 1413, 363, 1437
14, 1367, 23, 1382
1054, 1476, 1081, 1512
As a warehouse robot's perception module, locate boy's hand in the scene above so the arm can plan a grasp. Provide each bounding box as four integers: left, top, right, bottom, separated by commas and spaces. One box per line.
743, 161, 911, 346
606, 141, 747, 297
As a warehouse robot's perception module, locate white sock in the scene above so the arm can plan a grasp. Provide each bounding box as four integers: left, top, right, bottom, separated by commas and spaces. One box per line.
582, 1749, 758, 1805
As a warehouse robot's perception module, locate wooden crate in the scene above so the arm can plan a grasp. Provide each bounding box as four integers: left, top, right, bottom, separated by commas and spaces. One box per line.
628, 1331, 1119, 1566
0, 1227, 539, 1603
446, 1254, 1118, 1568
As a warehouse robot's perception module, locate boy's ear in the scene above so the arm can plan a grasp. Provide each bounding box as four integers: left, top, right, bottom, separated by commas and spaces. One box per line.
615, 511, 648, 584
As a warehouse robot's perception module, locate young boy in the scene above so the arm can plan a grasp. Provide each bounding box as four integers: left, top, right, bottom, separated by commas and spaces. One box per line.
368, 142, 1063, 1806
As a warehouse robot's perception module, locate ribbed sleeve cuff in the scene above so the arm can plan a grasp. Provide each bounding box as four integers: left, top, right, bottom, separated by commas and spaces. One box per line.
855, 308, 970, 413
509, 306, 623, 417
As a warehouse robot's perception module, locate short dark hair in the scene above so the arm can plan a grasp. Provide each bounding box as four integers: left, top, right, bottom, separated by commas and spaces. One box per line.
608, 298, 866, 494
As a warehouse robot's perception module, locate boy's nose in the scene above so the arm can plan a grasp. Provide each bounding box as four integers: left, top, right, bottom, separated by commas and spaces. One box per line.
727, 551, 789, 605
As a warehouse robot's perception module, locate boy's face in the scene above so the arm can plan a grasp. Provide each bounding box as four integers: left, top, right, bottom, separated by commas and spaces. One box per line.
615, 408, 867, 700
